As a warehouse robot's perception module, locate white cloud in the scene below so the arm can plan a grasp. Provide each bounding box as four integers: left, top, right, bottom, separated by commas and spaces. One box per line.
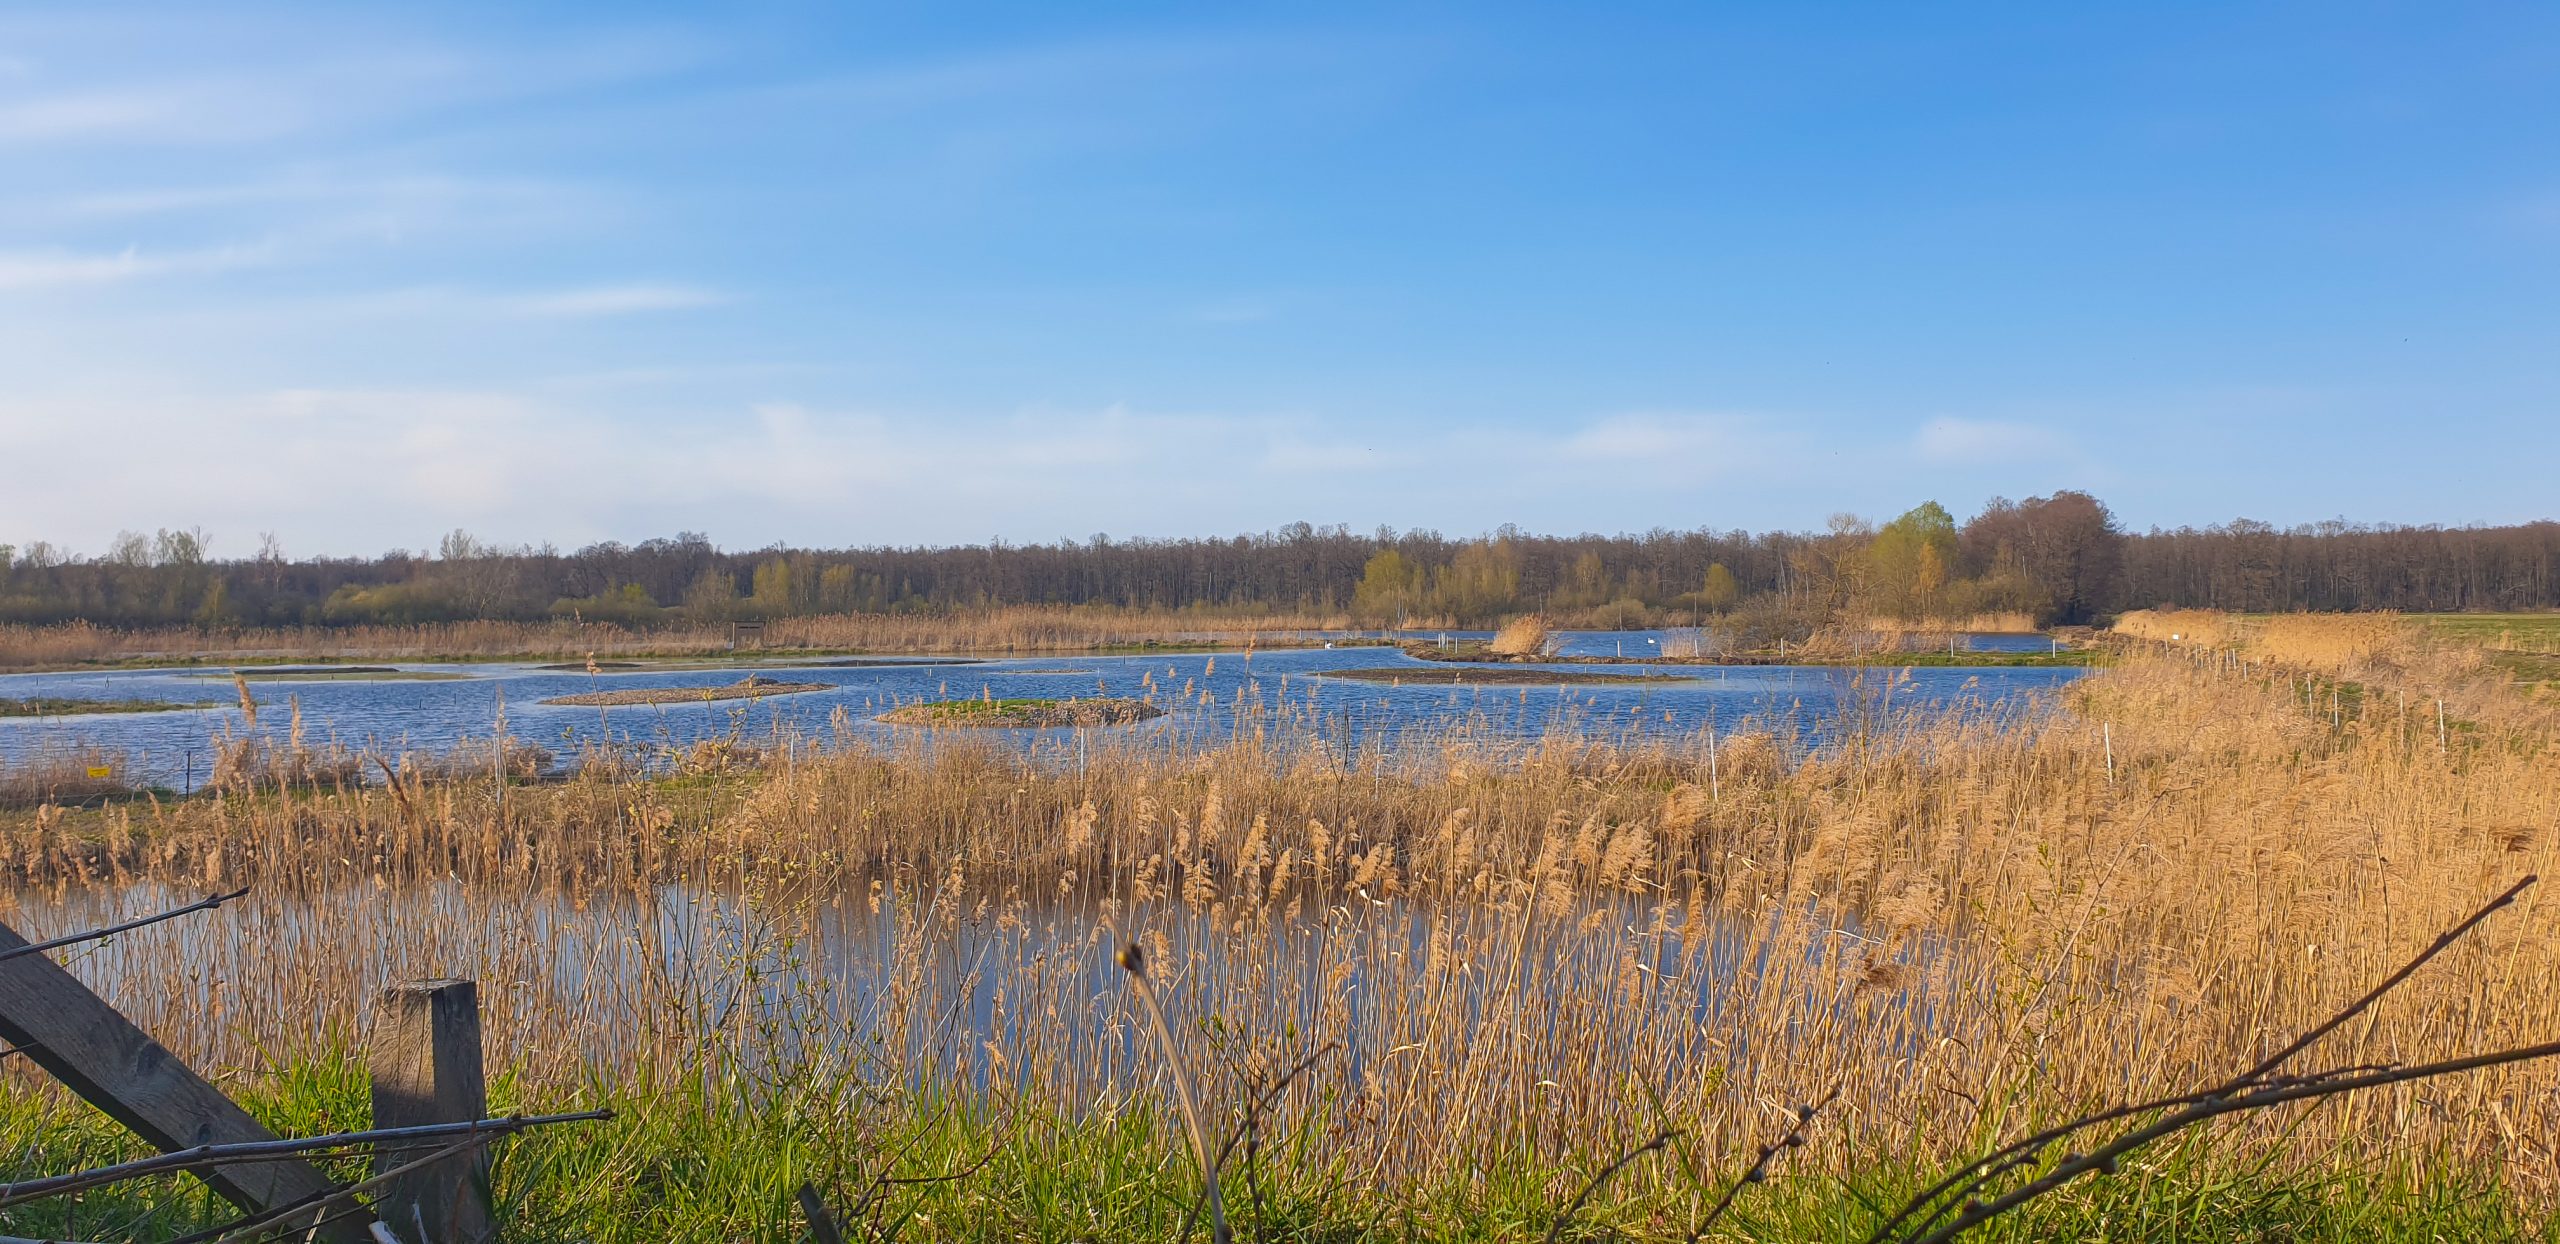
48, 172, 578, 223
1913, 417, 2073, 464
1263, 438, 1391, 473
0, 242, 271, 290
1543, 412, 1803, 487
507, 284, 730, 317
0, 391, 1841, 553
0, 83, 308, 145
1562, 412, 1756, 462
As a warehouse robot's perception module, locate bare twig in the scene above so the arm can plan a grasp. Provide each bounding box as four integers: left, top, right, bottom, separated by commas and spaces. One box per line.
1684, 1085, 1840, 1243
1234, 1042, 1341, 1229
2221, 873, 2534, 1090
0, 887, 251, 966
1179, 1043, 1343, 1242
175, 1134, 492, 1244
1898, 1039, 2560, 1244
1867, 876, 2545, 1244
0, 1111, 611, 1208
1545, 1128, 1678, 1244
840, 1092, 1027, 1233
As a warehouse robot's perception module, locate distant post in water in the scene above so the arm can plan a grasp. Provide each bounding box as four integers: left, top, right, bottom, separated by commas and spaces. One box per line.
372, 978, 493, 1244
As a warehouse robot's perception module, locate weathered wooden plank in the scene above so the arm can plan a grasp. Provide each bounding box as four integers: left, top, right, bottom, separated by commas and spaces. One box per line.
0, 916, 370, 1242
371, 978, 493, 1244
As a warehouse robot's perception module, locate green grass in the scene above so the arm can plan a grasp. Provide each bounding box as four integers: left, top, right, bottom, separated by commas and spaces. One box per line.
1829, 650, 2102, 669
1405, 641, 2099, 670
0, 696, 218, 717
3, 1059, 2549, 1243
2486, 650, 2560, 693
877, 696, 1164, 727
2409, 612, 2560, 652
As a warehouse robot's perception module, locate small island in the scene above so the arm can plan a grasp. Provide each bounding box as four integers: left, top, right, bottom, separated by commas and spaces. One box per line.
2, 696, 218, 717
877, 697, 1164, 728
212, 667, 470, 681
540, 675, 831, 707
1318, 666, 1691, 686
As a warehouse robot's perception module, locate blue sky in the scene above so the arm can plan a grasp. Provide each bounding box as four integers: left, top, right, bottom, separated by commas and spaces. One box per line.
3, 3, 2554, 556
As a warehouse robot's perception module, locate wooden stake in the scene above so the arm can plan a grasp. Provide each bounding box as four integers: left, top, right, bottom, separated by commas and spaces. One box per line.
372, 979, 493, 1244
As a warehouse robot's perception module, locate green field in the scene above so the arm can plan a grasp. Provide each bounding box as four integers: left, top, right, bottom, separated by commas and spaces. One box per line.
4, 1057, 2551, 1244
2409, 612, 2560, 652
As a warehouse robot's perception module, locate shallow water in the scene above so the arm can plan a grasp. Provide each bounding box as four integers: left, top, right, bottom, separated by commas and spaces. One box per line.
0, 631, 2082, 790
1, 878, 1922, 1098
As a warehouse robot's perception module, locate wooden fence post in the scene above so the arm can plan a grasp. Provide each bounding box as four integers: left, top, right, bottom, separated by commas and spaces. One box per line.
371, 978, 492, 1244
0, 917, 371, 1242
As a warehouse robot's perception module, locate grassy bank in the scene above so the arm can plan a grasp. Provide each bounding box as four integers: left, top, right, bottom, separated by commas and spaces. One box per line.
875, 695, 1163, 726
1321, 665, 1692, 685
539, 675, 831, 707
3, 626, 2557, 1238
4, 1059, 2550, 1242
0, 696, 216, 717
1404, 641, 2100, 669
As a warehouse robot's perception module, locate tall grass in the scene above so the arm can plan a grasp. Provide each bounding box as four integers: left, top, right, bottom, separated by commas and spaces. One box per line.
1860, 611, 2039, 636
10, 649, 2560, 1214
1487, 614, 1555, 656
0, 744, 133, 809
3, 640, 2556, 1237
2116, 607, 2551, 735
0, 607, 1368, 671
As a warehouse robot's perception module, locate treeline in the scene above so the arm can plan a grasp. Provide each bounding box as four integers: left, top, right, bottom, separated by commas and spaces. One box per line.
2, 494, 2554, 632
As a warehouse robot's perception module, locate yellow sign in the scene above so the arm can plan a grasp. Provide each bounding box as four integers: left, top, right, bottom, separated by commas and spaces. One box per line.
85, 765, 113, 779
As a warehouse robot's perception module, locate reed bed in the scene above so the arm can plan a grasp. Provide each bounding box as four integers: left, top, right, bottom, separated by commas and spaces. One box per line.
2, 644, 2557, 1238
0, 607, 1365, 671
1860, 612, 2039, 636
0, 744, 133, 809
2116, 608, 2553, 736
1487, 614, 1556, 656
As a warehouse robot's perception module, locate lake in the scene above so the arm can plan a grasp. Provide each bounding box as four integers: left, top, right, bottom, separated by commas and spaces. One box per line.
0, 631, 2083, 791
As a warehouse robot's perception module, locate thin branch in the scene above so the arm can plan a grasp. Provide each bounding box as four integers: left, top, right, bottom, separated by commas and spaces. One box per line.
1233, 1042, 1341, 1232
1545, 1128, 1678, 1244
1685, 1085, 1840, 1244
170, 1134, 492, 1244
0, 888, 251, 966
0, 1111, 611, 1208
1862, 875, 2538, 1244
2224, 874, 2533, 1090
1897, 1038, 2560, 1244
1216, 1042, 1342, 1174
1173, 1042, 1344, 1242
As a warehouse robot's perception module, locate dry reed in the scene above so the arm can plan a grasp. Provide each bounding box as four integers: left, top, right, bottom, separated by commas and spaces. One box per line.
2, 641, 2556, 1221
1487, 614, 1555, 656
0, 608, 1366, 672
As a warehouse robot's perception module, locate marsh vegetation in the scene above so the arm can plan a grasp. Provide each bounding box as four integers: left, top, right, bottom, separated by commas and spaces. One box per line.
0, 613, 2554, 1239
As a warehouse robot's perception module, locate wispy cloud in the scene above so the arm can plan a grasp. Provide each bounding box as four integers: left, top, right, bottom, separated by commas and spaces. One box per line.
49, 172, 577, 221
1913, 417, 2074, 464
0, 392, 1828, 552
1550, 412, 1800, 485
0, 242, 271, 290
507, 284, 730, 317
0, 82, 307, 145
